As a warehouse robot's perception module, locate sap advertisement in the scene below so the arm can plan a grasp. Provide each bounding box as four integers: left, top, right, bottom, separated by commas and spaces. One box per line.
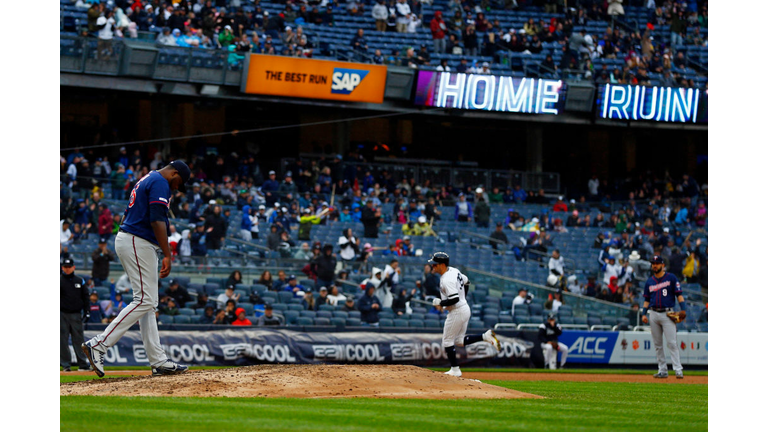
558, 330, 708, 365
596, 84, 708, 124
414, 71, 565, 115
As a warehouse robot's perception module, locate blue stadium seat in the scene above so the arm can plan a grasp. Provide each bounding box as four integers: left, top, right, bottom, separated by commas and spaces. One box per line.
316, 311, 333, 319
178, 308, 196, 316
158, 314, 174, 324
296, 317, 314, 326
346, 318, 363, 326
314, 317, 331, 326
283, 310, 300, 324
393, 319, 409, 328
348, 311, 361, 319
299, 310, 316, 318
173, 315, 192, 324
379, 318, 394, 327
330, 317, 347, 327
425, 319, 441, 328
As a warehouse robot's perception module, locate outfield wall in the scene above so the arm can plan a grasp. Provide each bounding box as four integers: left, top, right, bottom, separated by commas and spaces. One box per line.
70, 329, 707, 368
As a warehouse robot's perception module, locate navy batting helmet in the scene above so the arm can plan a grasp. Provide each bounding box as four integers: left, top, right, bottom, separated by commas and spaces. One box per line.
428, 252, 450, 266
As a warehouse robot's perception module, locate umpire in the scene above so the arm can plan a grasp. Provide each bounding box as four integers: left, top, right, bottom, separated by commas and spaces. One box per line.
60, 258, 91, 371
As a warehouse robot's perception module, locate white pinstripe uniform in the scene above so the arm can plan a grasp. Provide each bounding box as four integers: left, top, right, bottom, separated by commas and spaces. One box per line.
439, 267, 471, 348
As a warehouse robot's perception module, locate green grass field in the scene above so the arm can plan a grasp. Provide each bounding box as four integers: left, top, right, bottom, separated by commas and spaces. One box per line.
60, 370, 707, 431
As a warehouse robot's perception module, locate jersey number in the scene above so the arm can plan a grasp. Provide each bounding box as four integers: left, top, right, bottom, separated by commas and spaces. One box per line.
662, 289, 667, 296
127, 174, 151, 209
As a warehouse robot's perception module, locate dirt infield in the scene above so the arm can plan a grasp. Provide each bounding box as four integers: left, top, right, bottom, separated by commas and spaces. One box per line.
461, 372, 707, 384
60, 365, 541, 399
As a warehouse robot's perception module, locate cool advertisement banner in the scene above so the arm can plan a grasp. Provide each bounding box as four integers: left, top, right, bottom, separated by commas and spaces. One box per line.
558, 331, 708, 365
73, 329, 533, 367
240, 54, 388, 103
413, 71, 565, 114
596, 84, 708, 124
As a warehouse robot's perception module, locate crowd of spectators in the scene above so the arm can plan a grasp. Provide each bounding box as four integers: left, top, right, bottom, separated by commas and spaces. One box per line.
61, 144, 708, 326
66, 1, 706, 86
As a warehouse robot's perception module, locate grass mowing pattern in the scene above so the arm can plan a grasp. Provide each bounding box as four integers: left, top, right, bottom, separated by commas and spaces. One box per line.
449, 367, 709, 376
60, 377, 706, 431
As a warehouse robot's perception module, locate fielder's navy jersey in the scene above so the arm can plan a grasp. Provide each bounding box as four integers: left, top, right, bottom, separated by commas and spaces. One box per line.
643, 272, 682, 309
121, 171, 170, 245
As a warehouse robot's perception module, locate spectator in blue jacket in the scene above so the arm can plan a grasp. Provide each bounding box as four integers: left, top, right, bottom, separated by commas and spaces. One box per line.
454, 193, 472, 221
240, 205, 253, 241
261, 170, 280, 206
357, 285, 382, 325
190, 223, 208, 258
513, 185, 527, 203
283, 275, 305, 298
87, 292, 106, 323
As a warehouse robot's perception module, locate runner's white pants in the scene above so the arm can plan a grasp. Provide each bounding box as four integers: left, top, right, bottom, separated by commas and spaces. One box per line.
541, 342, 569, 369
649, 310, 683, 373
443, 304, 471, 347
87, 231, 168, 367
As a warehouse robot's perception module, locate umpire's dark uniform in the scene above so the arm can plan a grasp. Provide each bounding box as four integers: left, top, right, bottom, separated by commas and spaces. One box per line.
60, 258, 90, 370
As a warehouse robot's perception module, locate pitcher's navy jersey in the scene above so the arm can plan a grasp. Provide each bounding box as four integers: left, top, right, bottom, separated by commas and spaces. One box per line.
121, 171, 170, 245
643, 272, 682, 309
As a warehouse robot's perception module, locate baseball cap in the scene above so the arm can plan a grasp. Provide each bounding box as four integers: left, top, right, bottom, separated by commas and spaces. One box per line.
269, 170, 276, 175
265, 304, 273, 310
62, 258, 74, 267
169, 279, 179, 285
418, 215, 427, 223
319, 286, 328, 292
226, 284, 235, 290
169, 160, 191, 192
651, 255, 665, 264
403, 235, 411, 241
288, 275, 296, 281
258, 205, 265, 210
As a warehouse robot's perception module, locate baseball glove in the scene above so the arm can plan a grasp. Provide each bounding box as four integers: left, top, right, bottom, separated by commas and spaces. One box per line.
666, 311, 686, 323
549, 341, 559, 351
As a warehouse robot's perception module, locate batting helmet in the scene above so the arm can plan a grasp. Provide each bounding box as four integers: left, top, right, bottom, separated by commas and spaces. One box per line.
428, 252, 450, 266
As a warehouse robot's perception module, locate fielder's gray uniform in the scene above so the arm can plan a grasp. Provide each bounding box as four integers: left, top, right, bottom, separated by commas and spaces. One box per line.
649, 310, 682, 374
439, 267, 471, 348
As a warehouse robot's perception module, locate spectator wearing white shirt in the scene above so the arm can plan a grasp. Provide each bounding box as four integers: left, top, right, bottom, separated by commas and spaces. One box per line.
588, 175, 599, 197
60, 220, 74, 245
548, 249, 565, 278
372, 0, 389, 32
407, 13, 421, 33
512, 288, 531, 315
601, 256, 625, 285
338, 228, 359, 263
96, 9, 116, 60
395, 0, 411, 33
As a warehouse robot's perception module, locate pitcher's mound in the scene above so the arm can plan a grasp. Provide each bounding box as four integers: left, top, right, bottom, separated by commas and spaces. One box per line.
60, 365, 541, 399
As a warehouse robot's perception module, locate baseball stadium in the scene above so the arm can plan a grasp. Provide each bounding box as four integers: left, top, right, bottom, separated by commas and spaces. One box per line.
58, 0, 711, 430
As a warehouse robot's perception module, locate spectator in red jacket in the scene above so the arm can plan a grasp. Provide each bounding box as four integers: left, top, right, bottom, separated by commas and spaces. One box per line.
430, 11, 446, 54
553, 196, 568, 212
231, 307, 253, 326
97, 204, 113, 239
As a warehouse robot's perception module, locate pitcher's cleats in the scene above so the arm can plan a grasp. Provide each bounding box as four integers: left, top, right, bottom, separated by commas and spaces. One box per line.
444, 367, 462, 377
81, 342, 105, 377
152, 360, 189, 376
653, 372, 669, 379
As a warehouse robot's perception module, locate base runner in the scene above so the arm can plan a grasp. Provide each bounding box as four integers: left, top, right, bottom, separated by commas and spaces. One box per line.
82, 161, 192, 377
428, 252, 502, 377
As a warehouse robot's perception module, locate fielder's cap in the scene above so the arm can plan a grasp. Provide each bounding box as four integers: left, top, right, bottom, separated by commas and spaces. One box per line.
98, 237, 108, 243
427, 251, 450, 266
62, 258, 74, 267
651, 255, 665, 264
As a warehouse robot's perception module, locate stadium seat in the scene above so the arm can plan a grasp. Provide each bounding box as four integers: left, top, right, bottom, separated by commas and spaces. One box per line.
271, 304, 288, 311
158, 314, 174, 324
379, 318, 394, 327
330, 317, 346, 327
393, 319, 409, 328
178, 308, 196, 316
173, 315, 191, 324
318, 304, 335, 312
278, 292, 294, 303
314, 317, 331, 326
296, 317, 314, 326
425, 319, 441, 328
299, 310, 316, 318
409, 319, 425, 328
287, 304, 304, 311
283, 310, 300, 324
346, 318, 363, 326
348, 311, 362, 319
316, 311, 333, 319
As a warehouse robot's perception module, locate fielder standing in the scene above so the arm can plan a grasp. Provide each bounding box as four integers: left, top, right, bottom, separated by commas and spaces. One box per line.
641, 255, 686, 379
82, 162, 192, 377
428, 252, 501, 377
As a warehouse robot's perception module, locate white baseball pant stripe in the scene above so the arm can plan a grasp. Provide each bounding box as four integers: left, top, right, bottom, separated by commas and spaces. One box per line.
541, 342, 569, 369
442, 304, 471, 347
649, 310, 682, 373
89, 231, 168, 367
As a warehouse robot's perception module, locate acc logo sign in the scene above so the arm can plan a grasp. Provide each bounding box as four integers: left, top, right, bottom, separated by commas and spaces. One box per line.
331, 68, 370, 95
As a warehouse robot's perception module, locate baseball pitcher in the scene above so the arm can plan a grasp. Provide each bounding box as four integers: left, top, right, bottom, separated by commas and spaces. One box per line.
82, 162, 192, 377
